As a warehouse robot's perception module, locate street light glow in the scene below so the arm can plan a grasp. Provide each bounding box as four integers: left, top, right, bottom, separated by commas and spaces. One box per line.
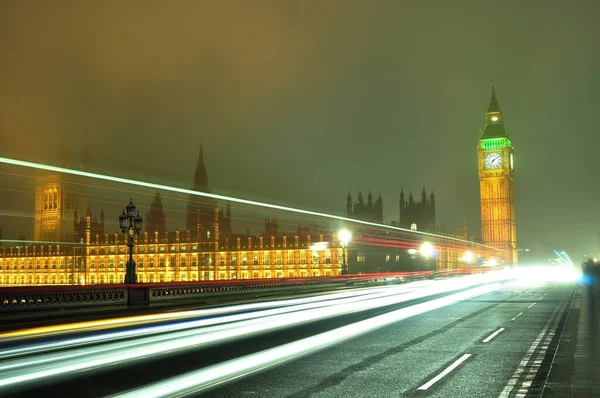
338, 230, 352, 246
462, 251, 474, 263
420, 242, 434, 258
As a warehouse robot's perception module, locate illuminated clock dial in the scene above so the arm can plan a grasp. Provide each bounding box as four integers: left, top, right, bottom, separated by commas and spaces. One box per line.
485, 152, 503, 169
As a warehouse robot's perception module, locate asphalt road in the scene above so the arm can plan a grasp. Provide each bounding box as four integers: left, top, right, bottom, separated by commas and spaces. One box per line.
208, 283, 575, 398
0, 279, 577, 398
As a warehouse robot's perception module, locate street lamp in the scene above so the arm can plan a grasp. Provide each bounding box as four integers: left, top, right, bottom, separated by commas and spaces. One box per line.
420, 242, 434, 258
119, 199, 143, 284
338, 229, 352, 275
462, 251, 474, 264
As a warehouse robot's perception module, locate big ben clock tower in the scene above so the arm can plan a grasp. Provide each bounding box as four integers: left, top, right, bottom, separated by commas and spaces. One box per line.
478, 84, 518, 265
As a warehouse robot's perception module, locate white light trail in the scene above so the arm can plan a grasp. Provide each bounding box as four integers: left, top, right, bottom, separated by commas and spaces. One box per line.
115, 286, 499, 398
0, 274, 510, 389
0, 285, 411, 361
0, 284, 400, 342
0, 156, 500, 249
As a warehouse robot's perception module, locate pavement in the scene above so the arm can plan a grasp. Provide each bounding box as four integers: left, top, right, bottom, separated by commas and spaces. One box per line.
543, 283, 600, 397
2, 280, 597, 398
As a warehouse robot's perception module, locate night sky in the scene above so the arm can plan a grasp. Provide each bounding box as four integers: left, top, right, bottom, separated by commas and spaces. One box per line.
1, 1, 599, 257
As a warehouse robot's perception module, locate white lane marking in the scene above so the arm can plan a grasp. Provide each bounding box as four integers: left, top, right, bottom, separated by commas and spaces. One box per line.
498, 304, 562, 398
483, 328, 505, 343
417, 354, 472, 391
511, 312, 524, 322
527, 302, 537, 309
513, 300, 567, 397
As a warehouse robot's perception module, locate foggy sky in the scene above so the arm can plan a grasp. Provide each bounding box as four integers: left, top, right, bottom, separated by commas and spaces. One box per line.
1, 1, 599, 257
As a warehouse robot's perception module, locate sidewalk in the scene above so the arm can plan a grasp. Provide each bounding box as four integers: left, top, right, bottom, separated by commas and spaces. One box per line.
544, 283, 600, 397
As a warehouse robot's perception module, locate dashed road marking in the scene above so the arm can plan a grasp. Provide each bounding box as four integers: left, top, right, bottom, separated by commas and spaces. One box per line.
498, 304, 563, 398
417, 354, 472, 391
511, 312, 524, 322
483, 328, 505, 343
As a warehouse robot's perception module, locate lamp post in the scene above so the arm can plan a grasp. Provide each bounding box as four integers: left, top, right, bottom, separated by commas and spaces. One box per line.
420, 241, 434, 270
338, 229, 352, 275
119, 199, 143, 284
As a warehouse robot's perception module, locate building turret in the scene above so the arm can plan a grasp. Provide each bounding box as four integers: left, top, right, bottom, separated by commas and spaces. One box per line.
146, 190, 166, 238
346, 191, 352, 217
193, 144, 209, 192
375, 193, 383, 222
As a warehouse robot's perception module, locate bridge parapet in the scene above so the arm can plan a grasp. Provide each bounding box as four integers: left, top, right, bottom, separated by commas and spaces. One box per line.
0, 269, 488, 313
0, 276, 369, 312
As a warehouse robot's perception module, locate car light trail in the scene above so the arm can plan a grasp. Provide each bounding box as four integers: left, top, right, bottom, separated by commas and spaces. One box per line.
0, 156, 501, 249
0, 274, 511, 390
0, 284, 403, 342
0, 283, 447, 372
0, 285, 415, 361
114, 284, 502, 397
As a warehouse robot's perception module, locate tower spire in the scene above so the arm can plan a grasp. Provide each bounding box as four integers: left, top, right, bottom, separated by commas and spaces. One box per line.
193, 144, 209, 192
481, 83, 507, 139
487, 82, 500, 113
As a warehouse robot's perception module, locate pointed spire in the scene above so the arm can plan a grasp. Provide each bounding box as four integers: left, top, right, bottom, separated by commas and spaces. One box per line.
481, 83, 507, 139
487, 82, 501, 113
346, 190, 352, 202
367, 190, 373, 206
193, 144, 209, 192
226, 201, 231, 217
152, 190, 162, 206
399, 188, 405, 209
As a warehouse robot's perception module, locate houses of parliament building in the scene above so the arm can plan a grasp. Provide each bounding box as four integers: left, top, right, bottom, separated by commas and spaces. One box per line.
0, 147, 344, 286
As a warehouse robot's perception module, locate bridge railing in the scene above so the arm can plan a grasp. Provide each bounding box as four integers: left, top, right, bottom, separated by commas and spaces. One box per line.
0, 269, 490, 313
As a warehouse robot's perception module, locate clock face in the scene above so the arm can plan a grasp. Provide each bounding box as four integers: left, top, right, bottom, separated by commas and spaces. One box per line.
485, 152, 503, 169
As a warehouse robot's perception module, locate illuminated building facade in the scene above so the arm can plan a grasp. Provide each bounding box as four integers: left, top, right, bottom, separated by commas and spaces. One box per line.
478, 84, 518, 265
0, 230, 343, 286
34, 171, 88, 243
399, 187, 436, 232
0, 145, 341, 286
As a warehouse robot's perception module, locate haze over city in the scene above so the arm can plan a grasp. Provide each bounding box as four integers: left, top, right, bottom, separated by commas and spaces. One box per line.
1, 1, 599, 257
